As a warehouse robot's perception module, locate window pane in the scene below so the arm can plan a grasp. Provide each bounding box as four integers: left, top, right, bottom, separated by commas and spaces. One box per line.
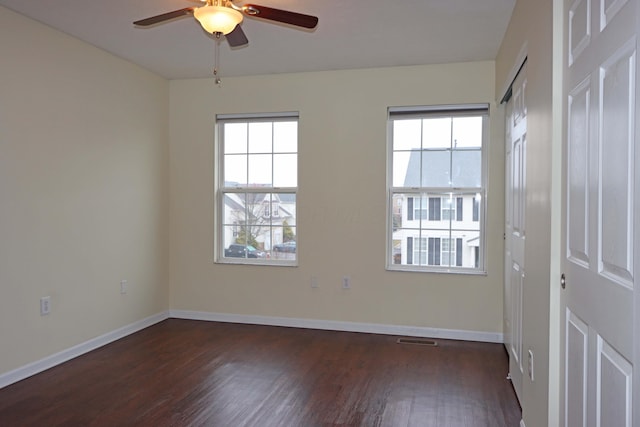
222, 225, 240, 254
222, 193, 246, 226
248, 154, 272, 186
422, 118, 452, 149
224, 123, 247, 154
271, 194, 297, 260
452, 117, 482, 148
393, 151, 416, 187
392, 195, 403, 231
276, 193, 296, 227
421, 150, 451, 187
224, 154, 247, 186
393, 119, 422, 150
271, 227, 296, 261
451, 149, 481, 187
274, 121, 297, 153
248, 122, 273, 153
273, 153, 297, 187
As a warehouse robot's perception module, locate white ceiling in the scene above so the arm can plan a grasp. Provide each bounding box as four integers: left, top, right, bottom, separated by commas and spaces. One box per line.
0, 0, 516, 80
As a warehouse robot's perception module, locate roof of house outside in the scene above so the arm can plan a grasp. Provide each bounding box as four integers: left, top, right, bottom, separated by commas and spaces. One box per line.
403, 149, 481, 188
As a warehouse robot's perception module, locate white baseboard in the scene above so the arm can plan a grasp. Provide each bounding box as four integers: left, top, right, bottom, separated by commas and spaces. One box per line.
169, 310, 504, 343
0, 311, 169, 389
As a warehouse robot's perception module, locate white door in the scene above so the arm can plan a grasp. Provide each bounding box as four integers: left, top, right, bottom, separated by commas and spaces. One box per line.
504, 62, 527, 405
562, 0, 638, 426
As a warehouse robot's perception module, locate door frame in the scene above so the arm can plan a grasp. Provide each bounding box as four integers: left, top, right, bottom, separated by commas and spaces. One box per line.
550, 2, 565, 425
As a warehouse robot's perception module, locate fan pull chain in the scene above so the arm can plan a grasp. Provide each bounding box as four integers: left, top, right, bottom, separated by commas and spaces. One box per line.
213, 32, 222, 86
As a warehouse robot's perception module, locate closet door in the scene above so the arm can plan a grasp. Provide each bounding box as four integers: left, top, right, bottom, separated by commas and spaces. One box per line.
504, 61, 527, 405
561, 0, 638, 425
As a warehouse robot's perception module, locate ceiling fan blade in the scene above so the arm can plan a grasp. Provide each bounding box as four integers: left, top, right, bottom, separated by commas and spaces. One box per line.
242, 4, 318, 29
133, 7, 195, 26
226, 25, 249, 47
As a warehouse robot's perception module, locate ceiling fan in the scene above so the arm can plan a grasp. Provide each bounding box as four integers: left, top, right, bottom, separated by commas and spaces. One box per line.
134, 0, 319, 47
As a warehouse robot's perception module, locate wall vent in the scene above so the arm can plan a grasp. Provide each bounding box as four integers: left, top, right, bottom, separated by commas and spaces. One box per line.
396, 338, 438, 346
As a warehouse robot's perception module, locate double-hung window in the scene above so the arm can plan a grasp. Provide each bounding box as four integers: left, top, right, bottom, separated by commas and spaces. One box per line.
388, 104, 488, 273
216, 113, 298, 265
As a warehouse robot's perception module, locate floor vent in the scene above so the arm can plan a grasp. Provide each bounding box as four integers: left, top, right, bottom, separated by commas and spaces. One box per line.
396, 338, 438, 346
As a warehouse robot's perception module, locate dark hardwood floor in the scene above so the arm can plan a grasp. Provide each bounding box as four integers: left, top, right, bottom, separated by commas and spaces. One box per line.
0, 319, 521, 426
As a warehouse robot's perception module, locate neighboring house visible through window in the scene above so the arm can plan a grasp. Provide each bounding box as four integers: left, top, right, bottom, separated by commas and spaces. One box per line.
216, 113, 298, 265
388, 104, 488, 272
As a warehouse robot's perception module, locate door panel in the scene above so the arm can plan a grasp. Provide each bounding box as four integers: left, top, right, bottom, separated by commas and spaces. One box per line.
599, 41, 635, 287
567, 77, 591, 267
597, 336, 633, 426
562, 0, 637, 425
565, 309, 588, 427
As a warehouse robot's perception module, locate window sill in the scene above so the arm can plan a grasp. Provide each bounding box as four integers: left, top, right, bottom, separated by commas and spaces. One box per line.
386, 265, 487, 276
216, 258, 298, 267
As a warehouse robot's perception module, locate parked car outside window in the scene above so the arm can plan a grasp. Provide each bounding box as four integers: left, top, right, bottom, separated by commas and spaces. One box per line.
273, 241, 296, 253
224, 244, 266, 258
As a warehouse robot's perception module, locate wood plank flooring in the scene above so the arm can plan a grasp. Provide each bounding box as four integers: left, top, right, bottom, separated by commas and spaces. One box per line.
0, 319, 521, 426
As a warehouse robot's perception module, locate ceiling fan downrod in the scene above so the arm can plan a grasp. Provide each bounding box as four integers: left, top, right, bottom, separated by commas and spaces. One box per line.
213, 32, 222, 85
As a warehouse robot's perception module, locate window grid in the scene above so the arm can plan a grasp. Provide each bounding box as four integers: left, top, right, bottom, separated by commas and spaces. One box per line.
217, 115, 298, 265
387, 106, 487, 273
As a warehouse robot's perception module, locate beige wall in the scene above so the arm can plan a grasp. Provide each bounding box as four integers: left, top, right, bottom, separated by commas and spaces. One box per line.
496, 0, 557, 426
0, 7, 170, 375
169, 62, 506, 334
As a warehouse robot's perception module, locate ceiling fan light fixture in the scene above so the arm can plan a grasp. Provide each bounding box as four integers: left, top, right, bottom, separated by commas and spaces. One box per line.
194, 6, 243, 35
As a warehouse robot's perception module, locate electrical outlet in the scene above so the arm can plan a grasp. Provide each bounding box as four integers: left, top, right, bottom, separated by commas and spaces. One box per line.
310, 276, 319, 288
528, 349, 534, 381
120, 280, 128, 294
342, 276, 351, 289
40, 296, 51, 316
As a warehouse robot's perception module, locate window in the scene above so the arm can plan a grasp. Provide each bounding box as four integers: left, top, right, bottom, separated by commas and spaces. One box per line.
442, 197, 463, 221
441, 238, 463, 267
407, 237, 427, 264
387, 104, 488, 273
427, 237, 440, 266
217, 113, 298, 265
407, 196, 427, 220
